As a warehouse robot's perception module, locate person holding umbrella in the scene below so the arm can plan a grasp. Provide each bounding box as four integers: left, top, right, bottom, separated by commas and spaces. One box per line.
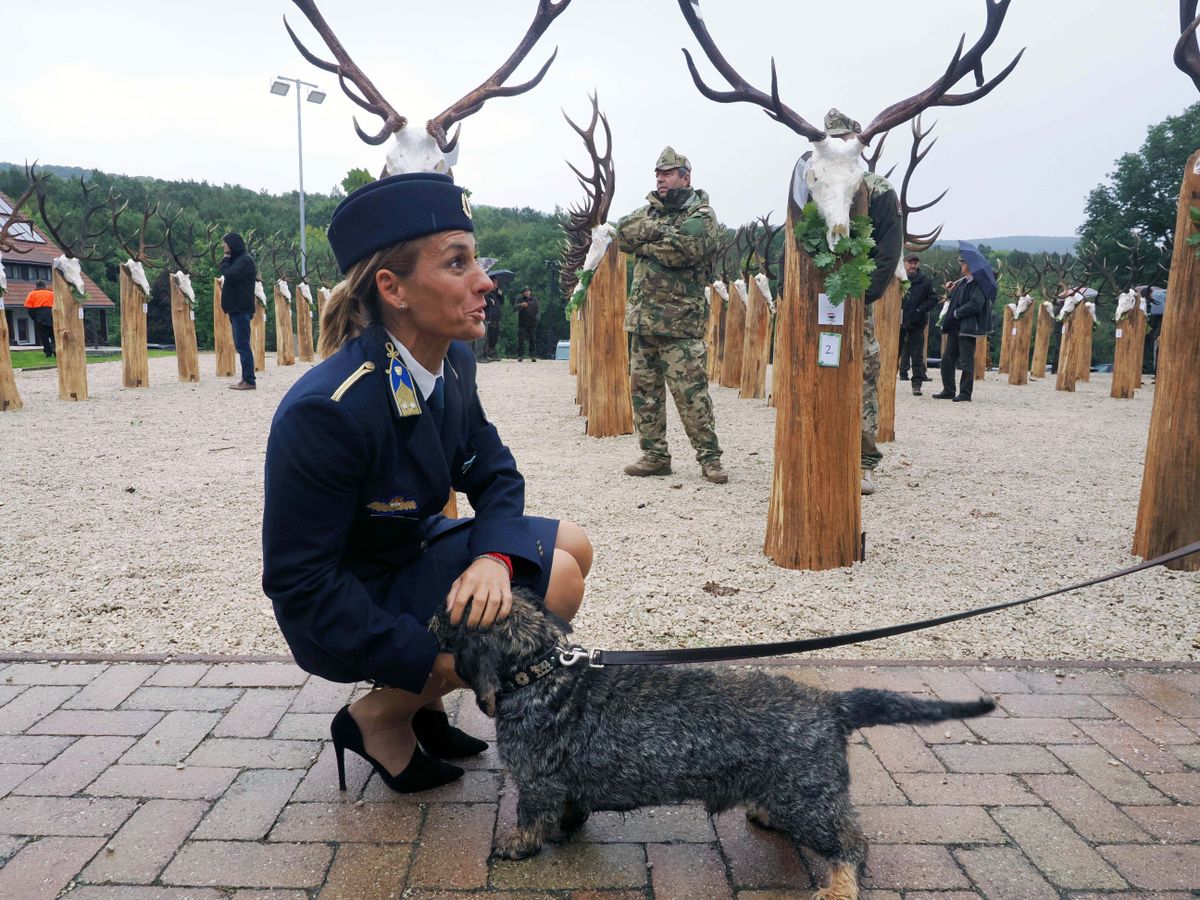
933, 241, 996, 403
481, 267, 514, 361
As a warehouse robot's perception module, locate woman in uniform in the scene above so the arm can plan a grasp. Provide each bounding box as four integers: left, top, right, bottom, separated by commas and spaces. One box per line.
262, 172, 592, 793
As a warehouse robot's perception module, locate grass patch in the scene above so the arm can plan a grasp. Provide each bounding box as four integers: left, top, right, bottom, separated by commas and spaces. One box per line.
10, 349, 176, 369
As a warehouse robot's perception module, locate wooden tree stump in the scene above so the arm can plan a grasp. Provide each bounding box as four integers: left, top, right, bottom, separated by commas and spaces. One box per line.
1055, 309, 1080, 392
874, 278, 901, 443
576, 305, 590, 417
719, 280, 747, 388
998, 304, 1014, 375
568, 307, 580, 375
1076, 310, 1094, 382
1007, 310, 1034, 386
0, 293, 23, 411
251, 298, 267, 372
274, 283, 296, 366
118, 267, 149, 389
296, 284, 315, 363
583, 243, 633, 437
169, 276, 200, 383
739, 276, 772, 400
213, 278, 235, 377
1134, 149, 1200, 571
765, 196, 864, 571
51, 268, 88, 401
767, 320, 778, 408
974, 336, 987, 380
1110, 307, 1146, 399
705, 284, 722, 382
1030, 302, 1053, 378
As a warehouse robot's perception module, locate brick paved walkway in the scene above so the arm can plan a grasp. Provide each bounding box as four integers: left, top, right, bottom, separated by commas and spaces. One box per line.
1, 657, 1198, 899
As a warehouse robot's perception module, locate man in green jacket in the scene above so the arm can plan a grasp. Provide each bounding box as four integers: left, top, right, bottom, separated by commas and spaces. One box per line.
616, 147, 727, 484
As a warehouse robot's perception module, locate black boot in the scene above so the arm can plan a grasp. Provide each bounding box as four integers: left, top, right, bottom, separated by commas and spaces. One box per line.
412, 708, 488, 759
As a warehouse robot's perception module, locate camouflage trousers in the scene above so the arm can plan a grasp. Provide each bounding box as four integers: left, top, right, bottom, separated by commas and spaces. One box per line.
629, 334, 722, 465
862, 304, 882, 471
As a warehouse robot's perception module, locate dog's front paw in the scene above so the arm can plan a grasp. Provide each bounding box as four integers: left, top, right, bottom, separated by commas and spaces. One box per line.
491, 827, 543, 860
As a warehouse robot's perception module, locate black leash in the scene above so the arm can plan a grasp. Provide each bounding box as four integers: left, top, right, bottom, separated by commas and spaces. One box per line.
556, 539, 1200, 669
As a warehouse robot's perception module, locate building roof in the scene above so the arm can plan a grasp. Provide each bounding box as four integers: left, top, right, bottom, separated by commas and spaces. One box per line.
0, 190, 115, 310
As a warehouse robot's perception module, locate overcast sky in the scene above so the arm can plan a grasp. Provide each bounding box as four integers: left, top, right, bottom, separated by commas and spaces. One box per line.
3, 1, 1195, 242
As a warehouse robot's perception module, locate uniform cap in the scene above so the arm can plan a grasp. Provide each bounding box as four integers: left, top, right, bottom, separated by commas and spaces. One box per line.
823, 108, 861, 137
655, 146, 691, 173
327, 172, 474, 273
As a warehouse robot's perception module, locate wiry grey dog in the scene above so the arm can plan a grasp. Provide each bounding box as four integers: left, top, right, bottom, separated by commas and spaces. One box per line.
432, 594, 995, 900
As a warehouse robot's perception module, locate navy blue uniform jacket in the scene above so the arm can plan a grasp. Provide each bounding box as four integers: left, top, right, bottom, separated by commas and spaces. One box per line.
262, 323, 542, 693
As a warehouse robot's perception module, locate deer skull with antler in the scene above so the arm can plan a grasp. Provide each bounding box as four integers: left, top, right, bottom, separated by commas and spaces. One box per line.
286, 0, 572, 177
678, 0, 1023, 250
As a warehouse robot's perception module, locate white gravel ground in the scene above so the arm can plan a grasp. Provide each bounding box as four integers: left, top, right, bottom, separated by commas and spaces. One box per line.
1, 353, 1196, 662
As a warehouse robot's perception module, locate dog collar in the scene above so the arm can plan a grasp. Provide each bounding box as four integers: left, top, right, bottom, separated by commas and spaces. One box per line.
496, 645, 603, 695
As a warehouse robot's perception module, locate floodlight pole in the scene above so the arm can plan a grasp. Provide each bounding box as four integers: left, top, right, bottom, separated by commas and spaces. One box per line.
271, 75, 323, 279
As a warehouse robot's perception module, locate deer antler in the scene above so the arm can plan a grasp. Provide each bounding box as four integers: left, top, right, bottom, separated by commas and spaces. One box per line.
162, 208, 197, 275
0, 177, 37, 254
560, 91, 616, 297
1177, 1, 1200, 92
859, 1, 1025, 143
677, 0, 825, 141
428, 0, 574, 153
284, 0, 406, 145
900, 115, 949, 253
109, 190, 163, 264
754, 213, 783, 282
861, 131, 896, 179
32, 167, 109, 261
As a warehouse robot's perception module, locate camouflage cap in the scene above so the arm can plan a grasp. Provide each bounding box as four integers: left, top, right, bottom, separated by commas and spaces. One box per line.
655, 146, 691, 173
823, 108, 861, 137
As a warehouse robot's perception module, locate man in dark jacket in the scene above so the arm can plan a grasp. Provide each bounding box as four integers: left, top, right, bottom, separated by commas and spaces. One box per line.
482, 285, 504, 361
933, 258, 989, 402
218, 232, 257, 390
515, 286, 539, 361
899, 254, 940, 395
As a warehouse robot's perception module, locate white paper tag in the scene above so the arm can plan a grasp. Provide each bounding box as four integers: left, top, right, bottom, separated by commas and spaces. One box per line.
0, 298, 5, 310
142, 303, 148, 313
818, 332, 842, 367
1010, 327, 1017, 336
1061, 324, 1067, 335
817, 293, 844, 326
190, 311, 195, 320
78, 307, 84, 320
1115, 328, 1123, 338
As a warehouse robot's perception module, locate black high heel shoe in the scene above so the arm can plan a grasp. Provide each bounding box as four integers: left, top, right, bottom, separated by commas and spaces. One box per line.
331, 706, 464, 793
412, 707, 488, 759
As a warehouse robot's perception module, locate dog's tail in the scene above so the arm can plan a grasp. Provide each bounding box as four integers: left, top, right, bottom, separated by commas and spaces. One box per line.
836, 689, 995, 730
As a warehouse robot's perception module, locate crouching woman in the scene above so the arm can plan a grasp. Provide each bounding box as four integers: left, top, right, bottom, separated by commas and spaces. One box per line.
262, 172, 592, 793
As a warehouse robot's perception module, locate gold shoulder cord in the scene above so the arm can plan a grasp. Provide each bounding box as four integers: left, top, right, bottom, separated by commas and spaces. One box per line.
331, 361, 376, 402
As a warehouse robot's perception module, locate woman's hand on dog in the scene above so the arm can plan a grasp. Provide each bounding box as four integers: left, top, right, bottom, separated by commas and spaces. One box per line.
446, 557, 513, 629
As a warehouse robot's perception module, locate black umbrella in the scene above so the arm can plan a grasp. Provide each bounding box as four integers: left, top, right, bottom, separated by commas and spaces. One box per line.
488, 268, 516, 290
957, 241, 998, 301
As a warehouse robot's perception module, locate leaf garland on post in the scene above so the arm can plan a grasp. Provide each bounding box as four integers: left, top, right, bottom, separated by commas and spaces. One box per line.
792, 202, 876, 305
1187, 206, 1200, 256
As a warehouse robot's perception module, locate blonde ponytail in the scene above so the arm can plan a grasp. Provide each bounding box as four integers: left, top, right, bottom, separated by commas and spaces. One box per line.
317, 239, 423, 358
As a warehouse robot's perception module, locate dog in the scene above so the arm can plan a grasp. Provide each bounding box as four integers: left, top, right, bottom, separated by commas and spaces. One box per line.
432, 594, 995, 900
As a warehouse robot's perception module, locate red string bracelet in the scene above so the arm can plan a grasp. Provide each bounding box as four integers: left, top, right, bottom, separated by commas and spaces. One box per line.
476, 552, 513, 579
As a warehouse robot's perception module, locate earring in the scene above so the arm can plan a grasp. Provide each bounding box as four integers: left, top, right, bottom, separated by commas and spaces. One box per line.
399, 303, 408, 310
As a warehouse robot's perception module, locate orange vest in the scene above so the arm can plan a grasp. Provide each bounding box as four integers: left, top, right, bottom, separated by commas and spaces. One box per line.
25, 289, 55, 309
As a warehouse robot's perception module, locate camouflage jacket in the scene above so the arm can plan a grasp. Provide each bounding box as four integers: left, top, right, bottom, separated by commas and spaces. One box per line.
616, 187, 719, 339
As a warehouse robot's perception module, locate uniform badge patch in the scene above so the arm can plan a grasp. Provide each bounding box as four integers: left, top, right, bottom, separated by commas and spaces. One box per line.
366, 495, 419, 515
385, 342, 422, 417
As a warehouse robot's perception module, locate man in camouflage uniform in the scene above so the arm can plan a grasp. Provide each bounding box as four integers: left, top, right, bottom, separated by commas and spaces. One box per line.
616, 147, 727, 484
825, 110, 903, 496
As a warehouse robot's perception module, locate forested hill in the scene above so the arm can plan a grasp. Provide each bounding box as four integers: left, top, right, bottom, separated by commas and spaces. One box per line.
937, 235, 1079, 254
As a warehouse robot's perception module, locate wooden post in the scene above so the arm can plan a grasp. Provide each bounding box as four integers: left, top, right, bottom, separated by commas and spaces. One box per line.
169, 276, 200, 383
765, 193, 865, 571
1133, 149, 1200, 571
51, 268, 88, 401
296, 283, 315, 363
0, 293, 23, 411
274, 282, 296, 366
576, 305, 590, 417
569, 307, 580, 376
704, 285, 721, 382
739, 276, 772, 400
118, 266, 149, 389
251, 297, 266, 372
1007, 310, 1034, 386
1055, 309, 1080, 392
213, 277, 235, 377
1076, 308, 1094, 382
1110, 307, 1146, 399
974, 335, 987, 380
442, 490, 458, 519
874, 278, 901, 443
583, 243, 633, 437
1030, 302, 1053, 378
720, 280, 747, 388
767, 317, 778, 408
997, 304, 1014, 375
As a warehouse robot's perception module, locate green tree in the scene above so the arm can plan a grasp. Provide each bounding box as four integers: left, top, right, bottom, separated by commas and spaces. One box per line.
341, 168, 373, 194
